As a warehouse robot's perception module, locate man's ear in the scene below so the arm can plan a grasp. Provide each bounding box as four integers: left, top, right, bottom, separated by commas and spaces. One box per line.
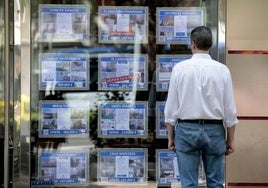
191, 40, 196, 49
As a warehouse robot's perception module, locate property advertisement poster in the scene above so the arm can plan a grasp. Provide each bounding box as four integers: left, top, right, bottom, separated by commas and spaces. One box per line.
38, 150, 88, 186
156, 55, 191, 91
39, 53, 89, 90
156, 102, 167, 138
98, 148, 147, 184
98, 6, 148, 43
39, 4, 89, 42
98, 102, 148, 138
156, 150, 180, 185
156, 150, 206, 186
39, 100, 90, 138
156, 7, 205, 44
98, 54, 148, 91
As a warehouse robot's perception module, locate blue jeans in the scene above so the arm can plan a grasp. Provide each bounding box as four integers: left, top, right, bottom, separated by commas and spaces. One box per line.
175, 121, 226, 188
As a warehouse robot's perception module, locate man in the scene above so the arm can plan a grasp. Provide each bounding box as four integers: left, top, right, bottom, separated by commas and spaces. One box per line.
164, 26, 238, 188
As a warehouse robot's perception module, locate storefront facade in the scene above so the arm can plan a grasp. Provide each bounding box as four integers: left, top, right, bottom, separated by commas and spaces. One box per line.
1, 0, 268, 187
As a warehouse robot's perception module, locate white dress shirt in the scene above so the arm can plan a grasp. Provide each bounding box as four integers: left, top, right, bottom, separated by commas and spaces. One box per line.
164, 53, 238, 127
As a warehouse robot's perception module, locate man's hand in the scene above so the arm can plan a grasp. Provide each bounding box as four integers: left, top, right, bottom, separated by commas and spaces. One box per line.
167, 124, 176, 152
225, 140, 235, 155
225, 126, 236, 155
168, 139, 176, 152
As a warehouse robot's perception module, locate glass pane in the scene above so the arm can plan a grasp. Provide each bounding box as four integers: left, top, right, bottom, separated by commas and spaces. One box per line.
30, 0, 220, 187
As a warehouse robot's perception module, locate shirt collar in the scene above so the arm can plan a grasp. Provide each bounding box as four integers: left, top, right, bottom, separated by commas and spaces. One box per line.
192, 53, 212, 59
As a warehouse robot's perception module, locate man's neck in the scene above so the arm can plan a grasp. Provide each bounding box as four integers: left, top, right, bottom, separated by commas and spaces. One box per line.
192, 49, 209, 54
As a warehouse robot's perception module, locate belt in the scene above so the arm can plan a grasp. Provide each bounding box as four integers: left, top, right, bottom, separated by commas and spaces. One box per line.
178, 119, 223, 125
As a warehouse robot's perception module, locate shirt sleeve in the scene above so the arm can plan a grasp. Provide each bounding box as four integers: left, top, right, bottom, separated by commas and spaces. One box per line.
164, 69, 179, 126
223, 70, 239, 127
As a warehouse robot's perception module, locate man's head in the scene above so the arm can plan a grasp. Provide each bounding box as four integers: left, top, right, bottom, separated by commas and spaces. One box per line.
190, 26, 213, 52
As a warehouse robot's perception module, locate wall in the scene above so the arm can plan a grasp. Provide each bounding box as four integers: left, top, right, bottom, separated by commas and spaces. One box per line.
226, 0, 268, 187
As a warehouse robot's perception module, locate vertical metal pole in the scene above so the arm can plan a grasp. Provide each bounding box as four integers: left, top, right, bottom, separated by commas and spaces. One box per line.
218, 0, 227, 186
20, 0, 31, 187
218, 0, 226, 64
4, 0, 10, 187
19, 0, 32, 188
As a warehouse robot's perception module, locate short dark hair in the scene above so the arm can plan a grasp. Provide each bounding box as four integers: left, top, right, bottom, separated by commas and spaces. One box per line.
190, 26, 213, 51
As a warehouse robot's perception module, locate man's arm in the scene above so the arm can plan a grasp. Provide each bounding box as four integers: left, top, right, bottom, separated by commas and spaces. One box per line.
225, 125, 236, 155
167, 123, 175, 151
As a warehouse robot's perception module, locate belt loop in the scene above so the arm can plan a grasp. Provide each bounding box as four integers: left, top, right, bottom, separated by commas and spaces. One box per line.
175, 121, 179, 130
199, 120, 204, 124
